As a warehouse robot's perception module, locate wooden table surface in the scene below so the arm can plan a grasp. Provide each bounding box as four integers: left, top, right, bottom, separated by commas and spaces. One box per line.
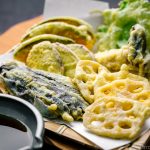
0, 16, 150, 150
0, 16, 42, 54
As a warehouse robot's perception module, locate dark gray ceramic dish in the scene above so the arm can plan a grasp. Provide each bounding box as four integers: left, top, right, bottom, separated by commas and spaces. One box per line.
0, 94, 44, 150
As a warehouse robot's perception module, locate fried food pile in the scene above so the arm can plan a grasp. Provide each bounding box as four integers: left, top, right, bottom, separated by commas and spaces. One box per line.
83, 97, 149, 139
95, 24, 146, 76
94, 0, 150, 80
14, 41, 95, 78
1, 0, 150, 140
75, 61, 150, 139
13, 17, 95, 78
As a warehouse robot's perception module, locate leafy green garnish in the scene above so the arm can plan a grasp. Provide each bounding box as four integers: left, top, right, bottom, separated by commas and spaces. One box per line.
97, 25, 108, 32
119, 0, 128, 10
95, 0, 150, 52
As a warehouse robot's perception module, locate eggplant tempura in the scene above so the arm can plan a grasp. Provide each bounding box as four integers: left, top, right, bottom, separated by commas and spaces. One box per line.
0, 62, 88, 122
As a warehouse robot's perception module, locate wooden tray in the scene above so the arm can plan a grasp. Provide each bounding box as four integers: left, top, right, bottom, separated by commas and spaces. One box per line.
0, 16, 150, 150
44, 120, 150, 150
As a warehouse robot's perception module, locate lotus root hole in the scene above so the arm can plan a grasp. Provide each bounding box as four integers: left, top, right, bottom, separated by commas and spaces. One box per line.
82, 77, 88, 83
93, 66, 98, 74
91, 121, 102, 127
82, 66, 93, 74
90, 88, 94, 95
104, 74, 114, 82
122, 102, 133, 111
128, 85, 143, 93
106, 101, 115, 109
119, 121, 132, 129
99, 117, 105, 122
93, 106, 101, 114
137, 95, 148, 102
127, 113, 136, 119
115, 82, 125, 89
101, 87, 112, 95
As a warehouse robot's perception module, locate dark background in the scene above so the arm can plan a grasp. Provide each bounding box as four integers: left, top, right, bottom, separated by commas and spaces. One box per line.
0, 0, 121, 34
0, 0, 45, 34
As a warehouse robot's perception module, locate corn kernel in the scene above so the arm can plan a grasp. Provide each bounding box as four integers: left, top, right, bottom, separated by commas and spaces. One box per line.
133, 87, 143, 93
62, 112, 74, 122
48, 104, 57, 111
72, 111, 78, 116
51, 91, 56, 96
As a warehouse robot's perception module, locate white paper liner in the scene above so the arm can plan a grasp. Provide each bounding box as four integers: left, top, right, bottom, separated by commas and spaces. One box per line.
70, 118, 150, 149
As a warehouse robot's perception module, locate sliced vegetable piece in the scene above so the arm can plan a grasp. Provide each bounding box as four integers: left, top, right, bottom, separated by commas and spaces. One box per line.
22, 22, 94, 49
14, 34, 74, 62
67, 44, 95, 60
26, 41, 64, 74
53, 43, 79, 78
0, 62, 88, 122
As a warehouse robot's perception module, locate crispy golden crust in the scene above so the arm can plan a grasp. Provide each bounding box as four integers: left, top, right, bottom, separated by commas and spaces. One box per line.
22, 22, 95, 49
26, 41, 64, 74
14, 34, 74, 63
94, 64, 150, 107
67, 44, 95, 60
83, 96, 150, 139
53, 43, 79, 78
75, 60, 107, 103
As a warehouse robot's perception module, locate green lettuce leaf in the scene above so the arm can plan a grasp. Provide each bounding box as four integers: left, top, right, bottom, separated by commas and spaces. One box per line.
95, 0, 150, 52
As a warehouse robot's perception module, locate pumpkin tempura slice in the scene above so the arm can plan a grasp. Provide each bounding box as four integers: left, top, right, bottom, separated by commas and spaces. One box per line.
26, 41, 64, 74
53, 43, 79, 78
14, 34, 74, 63
67, 44, 95, 60
22, 22, 94, 49
29, 16, 94, 36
